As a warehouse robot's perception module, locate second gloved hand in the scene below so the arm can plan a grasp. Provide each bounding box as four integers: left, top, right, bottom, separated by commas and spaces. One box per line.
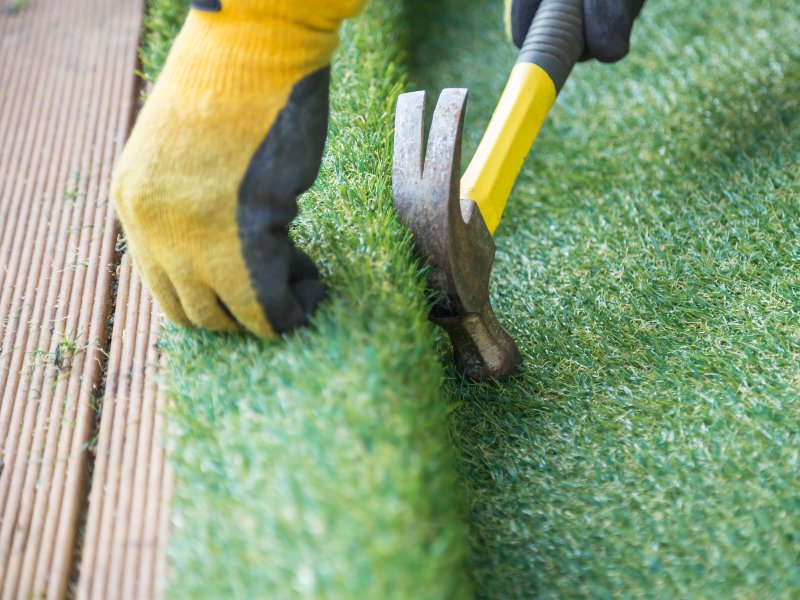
507, 0, 645, 62
112, 0, 364, 338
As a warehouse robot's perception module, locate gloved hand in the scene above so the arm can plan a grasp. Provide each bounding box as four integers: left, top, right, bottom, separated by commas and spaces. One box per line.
506, 0, 644, 62
112, 0, 364, 337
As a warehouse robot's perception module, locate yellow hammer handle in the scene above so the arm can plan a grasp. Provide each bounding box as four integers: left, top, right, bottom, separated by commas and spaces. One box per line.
461, 0, 584, 235
461, 64, 556, 234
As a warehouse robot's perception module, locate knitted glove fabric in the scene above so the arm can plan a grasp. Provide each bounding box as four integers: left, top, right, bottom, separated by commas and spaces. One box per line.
112, 0, 365, 337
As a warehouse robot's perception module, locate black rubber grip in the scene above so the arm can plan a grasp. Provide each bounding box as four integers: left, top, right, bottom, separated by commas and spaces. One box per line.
516, 0, 584, 93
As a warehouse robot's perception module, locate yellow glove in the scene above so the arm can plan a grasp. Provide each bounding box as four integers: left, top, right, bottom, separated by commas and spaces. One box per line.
112, 0, 365, 337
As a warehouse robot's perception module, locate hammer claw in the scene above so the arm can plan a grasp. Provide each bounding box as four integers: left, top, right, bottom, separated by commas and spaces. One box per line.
424, 89, 467, 222
393, 89, 523, 380
392, 91, 426, 191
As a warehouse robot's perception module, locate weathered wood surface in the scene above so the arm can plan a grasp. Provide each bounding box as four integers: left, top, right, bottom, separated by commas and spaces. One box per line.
0, 1, 171, 597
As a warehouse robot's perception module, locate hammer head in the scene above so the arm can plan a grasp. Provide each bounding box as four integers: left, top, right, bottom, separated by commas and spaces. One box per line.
392, 89, 522, 380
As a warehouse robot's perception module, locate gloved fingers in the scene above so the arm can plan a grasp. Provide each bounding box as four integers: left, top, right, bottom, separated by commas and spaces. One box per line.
168, 268, 240, 332
323, 0, 367, 21
287, 247, 327, 314
583, 0, 644, 62
248, 240, 325, 334
208, 270, 275, 338
288, 246, 320, 282
128, 249, 191, 327
289, 278, 327, 317
507, 0, 643, 62
507, 0, 543, 49
211, 247, 325, 338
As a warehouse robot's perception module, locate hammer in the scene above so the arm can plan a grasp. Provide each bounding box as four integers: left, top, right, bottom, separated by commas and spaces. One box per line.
393, 0, 584, 379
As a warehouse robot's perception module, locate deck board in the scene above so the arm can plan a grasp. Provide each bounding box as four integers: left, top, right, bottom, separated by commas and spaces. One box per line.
0, 1, 171, 597
76, 256, 171, 600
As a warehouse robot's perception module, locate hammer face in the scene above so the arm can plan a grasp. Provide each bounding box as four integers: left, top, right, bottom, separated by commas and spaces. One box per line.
392, 89, 522, 380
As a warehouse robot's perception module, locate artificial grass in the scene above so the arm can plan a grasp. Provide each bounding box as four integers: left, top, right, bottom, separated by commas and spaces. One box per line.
143, 0, 800, 597
147, 1, 470, 598
409, 0, 800, 596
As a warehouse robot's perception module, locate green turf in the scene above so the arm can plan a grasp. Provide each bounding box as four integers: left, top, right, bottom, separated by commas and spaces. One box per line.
143, 0, 800, 597
409, 0, 800, 596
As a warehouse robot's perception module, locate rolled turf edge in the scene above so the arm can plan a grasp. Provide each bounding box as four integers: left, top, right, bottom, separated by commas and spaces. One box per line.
140, 0, 473, 598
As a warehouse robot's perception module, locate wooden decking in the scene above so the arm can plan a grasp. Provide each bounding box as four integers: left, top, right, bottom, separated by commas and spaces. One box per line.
0, 0, 171, 597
